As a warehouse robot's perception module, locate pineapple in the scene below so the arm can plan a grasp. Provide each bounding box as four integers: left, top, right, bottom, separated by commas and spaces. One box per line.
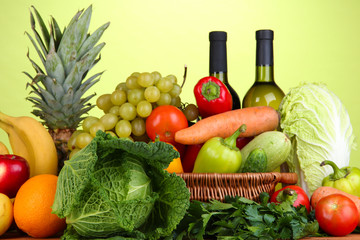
24, 5, 109, 171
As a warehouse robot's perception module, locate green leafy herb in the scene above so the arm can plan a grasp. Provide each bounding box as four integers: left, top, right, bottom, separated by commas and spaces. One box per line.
170, 193, 319, 240
52, 131, 190, 240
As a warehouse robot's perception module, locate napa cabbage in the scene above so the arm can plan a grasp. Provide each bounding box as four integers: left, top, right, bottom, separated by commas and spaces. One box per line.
52, 131, 190, 240
279, 82, 356, 195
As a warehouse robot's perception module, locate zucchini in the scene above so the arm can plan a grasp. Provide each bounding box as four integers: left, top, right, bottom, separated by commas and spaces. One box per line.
238, 131, 291, 172
241, 148, 267, 173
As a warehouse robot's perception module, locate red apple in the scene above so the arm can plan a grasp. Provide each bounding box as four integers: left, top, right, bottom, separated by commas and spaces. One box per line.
0, 154, 30, 198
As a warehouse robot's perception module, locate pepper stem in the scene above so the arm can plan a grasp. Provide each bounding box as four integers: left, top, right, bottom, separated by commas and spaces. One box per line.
320, 160, 347, 180
224, 124, 247, 148
276, 188, 298, 205
201, 81, 221, 101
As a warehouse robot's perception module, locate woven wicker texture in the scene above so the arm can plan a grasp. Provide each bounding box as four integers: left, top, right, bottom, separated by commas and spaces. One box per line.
177, 172, 298, 202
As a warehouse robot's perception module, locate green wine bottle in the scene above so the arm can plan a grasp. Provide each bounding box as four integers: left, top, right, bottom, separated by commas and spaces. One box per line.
209, 31, 241, 109
242, 29, 284, 110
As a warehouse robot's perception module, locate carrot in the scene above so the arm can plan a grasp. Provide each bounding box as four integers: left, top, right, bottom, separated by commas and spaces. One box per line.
174, 106, 280, 145
311, 186, 360, 226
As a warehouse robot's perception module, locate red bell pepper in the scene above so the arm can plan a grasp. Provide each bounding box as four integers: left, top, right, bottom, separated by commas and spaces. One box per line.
194, 76, 232, 118
181, 143, 203, 172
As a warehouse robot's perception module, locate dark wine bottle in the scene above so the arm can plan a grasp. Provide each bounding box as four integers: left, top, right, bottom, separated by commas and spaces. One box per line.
209, 31, 241, 109
242, 29, 285, 110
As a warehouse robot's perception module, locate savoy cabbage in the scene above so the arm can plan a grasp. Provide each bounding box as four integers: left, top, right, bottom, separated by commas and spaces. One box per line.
52, 131, 190, 239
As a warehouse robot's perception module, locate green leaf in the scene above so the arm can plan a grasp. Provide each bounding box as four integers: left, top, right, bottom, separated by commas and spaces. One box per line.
57, 6, 91, 75
63, 43, 105, 90
31, 6, 50, 50
77, 22, 110, 60
29, 11, 48, 58
51, 16, 63, 49
45, 46, 66, 85
244, 205, 262, 222
263, 213, 276, 225
72, 71, 103, 102
25, 44, 45, 73
53, 134, 189, 239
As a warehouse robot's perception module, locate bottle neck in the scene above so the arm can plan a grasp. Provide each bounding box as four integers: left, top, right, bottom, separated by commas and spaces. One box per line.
255, 37, 274, 83
209, 39, 227, 76
210, 72, 229, 84
255, 66, 274, 82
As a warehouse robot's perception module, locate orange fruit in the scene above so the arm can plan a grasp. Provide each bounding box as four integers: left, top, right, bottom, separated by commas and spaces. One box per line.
166, 157, 184, 173
13, 174, 66, 238
165, 145, 184, 174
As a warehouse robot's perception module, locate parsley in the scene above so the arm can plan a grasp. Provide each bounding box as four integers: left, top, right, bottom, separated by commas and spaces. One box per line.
169, 192, 320, 240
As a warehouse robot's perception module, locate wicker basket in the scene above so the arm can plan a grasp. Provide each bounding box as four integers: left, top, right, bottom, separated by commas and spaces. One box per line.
176, 172, 298, 202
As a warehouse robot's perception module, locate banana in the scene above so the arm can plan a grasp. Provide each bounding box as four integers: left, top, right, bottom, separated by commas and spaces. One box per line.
0, 121, 34, 171
0, 141, 9, 154
0, 112, 57, 176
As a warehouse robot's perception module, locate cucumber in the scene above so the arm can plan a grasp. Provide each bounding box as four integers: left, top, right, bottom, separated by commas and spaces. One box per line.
241, 148, 267, 173
238, 131, 291, 172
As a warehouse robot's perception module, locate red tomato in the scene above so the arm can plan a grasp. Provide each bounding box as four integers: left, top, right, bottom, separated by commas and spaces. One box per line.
315, 193, 359, 236
146, 105, 188, 144
270, 185, 310, 213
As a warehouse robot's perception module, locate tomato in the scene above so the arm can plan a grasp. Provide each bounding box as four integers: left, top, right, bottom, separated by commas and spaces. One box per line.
270, 185, 310, 213
146, 105, 188, 144
315, 193, 359, 236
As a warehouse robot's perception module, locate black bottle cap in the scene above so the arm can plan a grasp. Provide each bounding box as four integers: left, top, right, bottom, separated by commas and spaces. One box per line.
209, 31, 227, 41
256, 29, 274, 40
209, 31, 227, 73
256, 29, 274, 66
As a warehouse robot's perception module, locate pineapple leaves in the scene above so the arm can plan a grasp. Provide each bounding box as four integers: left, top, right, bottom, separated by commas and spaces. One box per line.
25, 31, 46, 67
51, 16, 63, 50
77, 22, 110, 60
72, 71, 103, 102
25, 5, 109, 129
64, 43, 105, 91
57, 5, 92, 76
31, 6, 50, 50
45, 42, 66, 85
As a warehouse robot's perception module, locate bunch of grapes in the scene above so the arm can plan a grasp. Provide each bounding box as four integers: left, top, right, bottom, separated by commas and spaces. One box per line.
68, 71, 183, 158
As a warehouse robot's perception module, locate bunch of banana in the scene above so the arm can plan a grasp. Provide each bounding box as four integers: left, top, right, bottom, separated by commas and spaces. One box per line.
0, 111, 58, 176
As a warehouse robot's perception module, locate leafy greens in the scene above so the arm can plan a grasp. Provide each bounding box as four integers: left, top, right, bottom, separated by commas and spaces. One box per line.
169, 192, 320, 240
279, 82, 356, 195
52, 131, 190, 240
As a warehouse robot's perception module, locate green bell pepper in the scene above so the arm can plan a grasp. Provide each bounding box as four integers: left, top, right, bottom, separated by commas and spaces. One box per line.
321, 160, 360, 197
192, 125, 246, 173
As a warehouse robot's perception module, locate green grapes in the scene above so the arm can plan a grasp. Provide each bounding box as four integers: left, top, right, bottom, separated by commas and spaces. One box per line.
75, 132, 93, 149
111, 90, 127, 105
96, 94, 113, 113
156, 77, 173, 93
100, 113, 118, 130
156, 92, 172, 106
119, 102, 137, 120
137, 72, 154, 87
115, 120, 132, 138
137, 100, 152, 118
82, 116, 99, 132
69, 71, 186, 157
144, 86, 160, 102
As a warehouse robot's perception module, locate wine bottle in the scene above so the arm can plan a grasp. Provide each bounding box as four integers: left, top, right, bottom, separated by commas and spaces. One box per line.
209, 31, 241, 109
242, 29, 285, 110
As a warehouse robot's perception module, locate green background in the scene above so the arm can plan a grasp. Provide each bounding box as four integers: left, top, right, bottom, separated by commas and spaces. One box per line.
0, 0, 359, 167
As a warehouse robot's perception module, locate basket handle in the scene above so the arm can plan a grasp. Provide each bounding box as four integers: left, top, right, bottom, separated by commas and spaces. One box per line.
278, 172, 298, 184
